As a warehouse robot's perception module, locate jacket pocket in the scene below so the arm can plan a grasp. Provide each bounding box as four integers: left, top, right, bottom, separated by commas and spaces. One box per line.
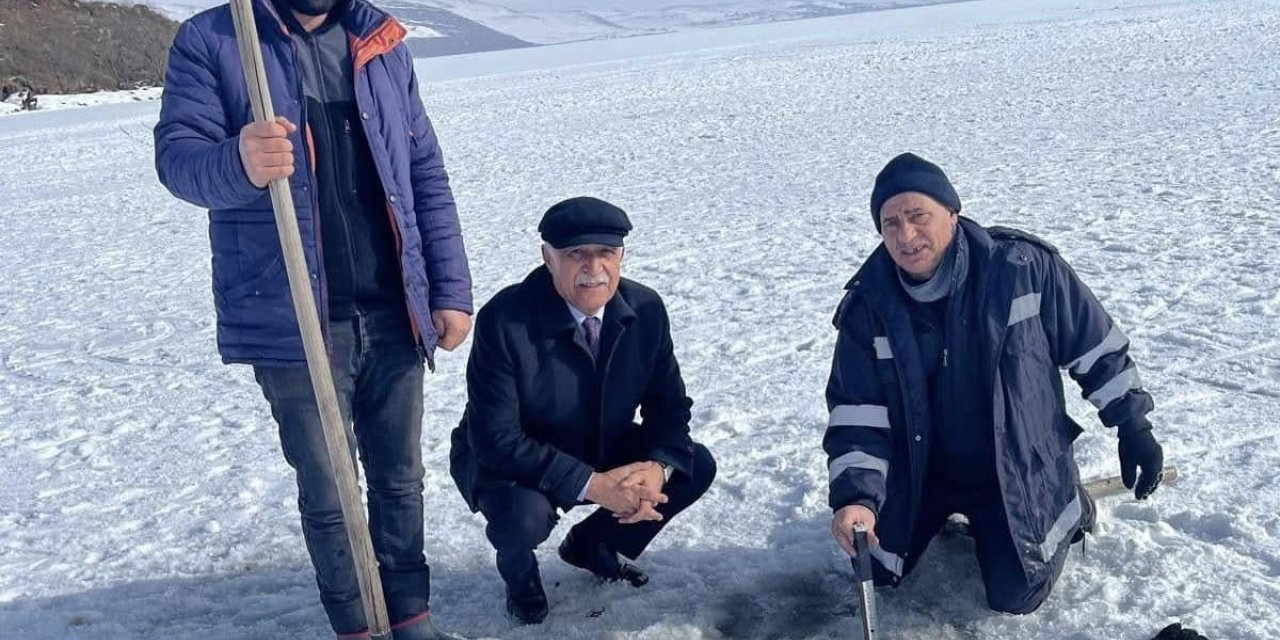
215, 217, 288, 308
221, 254, 284, 306
405, 113, 423, 148
1025, 441, 1055, 544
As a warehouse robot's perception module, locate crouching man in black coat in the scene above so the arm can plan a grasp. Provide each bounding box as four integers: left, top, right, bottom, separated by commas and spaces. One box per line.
450, 196, 717, 624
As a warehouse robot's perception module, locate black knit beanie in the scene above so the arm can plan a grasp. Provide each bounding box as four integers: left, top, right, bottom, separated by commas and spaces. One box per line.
869, 153, 961, 232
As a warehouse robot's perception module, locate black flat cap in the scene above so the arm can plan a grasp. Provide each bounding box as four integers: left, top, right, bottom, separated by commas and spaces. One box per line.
538, 196, 633, 249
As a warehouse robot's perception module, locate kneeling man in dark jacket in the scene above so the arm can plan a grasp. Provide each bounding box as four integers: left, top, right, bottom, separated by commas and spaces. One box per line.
826, 154, 1167, 614
450, 196, 717, 624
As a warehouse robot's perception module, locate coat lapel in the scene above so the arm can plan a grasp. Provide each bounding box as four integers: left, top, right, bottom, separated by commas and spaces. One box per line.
598, 290, 638, 369
529, 266, 579, 331
525, 265, 641, 460
595, 288, 638, 454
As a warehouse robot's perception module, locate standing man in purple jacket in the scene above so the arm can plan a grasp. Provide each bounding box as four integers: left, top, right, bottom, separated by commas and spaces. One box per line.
154, 1, 471, 638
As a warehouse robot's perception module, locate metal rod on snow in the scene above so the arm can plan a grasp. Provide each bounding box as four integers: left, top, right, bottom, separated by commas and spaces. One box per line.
1083, 465, 1178, 500
853, 524, 879, 640
943, 466, 1182, 537
227, 1, 391, 636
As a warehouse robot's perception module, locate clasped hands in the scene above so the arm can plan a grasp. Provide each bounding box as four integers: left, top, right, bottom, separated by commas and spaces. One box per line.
586, 461, 668, 525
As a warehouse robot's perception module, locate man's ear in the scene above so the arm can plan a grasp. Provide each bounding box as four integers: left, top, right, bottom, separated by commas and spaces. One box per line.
541, 244, 553, 266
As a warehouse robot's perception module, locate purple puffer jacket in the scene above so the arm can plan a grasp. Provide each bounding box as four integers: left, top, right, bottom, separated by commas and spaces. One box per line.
154, 0, 472, 366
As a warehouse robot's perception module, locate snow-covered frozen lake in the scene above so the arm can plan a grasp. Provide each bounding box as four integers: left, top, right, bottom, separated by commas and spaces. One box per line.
1, 0, 1278, 638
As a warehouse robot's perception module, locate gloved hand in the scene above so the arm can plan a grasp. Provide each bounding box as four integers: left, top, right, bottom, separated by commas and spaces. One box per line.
1152, 622, 1209, 640
1119, 427, 1164, 499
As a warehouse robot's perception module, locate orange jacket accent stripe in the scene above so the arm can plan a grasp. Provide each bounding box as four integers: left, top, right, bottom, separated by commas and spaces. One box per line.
351, 18, 406, 70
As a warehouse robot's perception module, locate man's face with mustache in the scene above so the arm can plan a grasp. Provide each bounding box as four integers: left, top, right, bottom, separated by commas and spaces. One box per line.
543, 244, 624, 316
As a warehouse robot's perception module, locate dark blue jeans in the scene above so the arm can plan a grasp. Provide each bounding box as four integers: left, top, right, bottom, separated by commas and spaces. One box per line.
254, 307, 429, 635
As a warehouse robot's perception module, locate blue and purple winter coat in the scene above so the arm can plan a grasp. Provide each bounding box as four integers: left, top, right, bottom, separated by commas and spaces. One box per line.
154, 0, 472, 366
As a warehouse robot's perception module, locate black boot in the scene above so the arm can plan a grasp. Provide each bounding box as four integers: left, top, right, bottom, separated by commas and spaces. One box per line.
558, 529, 649, 587
390, 615, 464, 640
1072, 483, 1097, 544
1152, 623, 1209, 640
504, 562, 548, 625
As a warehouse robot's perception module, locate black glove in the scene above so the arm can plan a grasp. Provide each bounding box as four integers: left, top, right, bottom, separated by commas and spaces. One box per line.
1152, 622, 1209, 640
1119, 427, 1164, 500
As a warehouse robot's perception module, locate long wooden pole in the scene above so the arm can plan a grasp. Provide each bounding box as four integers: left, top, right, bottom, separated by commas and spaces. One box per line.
227, 1, 391, 636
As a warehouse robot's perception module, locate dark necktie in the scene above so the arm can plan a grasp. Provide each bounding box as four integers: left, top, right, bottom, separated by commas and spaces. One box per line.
582, 316, 601, 361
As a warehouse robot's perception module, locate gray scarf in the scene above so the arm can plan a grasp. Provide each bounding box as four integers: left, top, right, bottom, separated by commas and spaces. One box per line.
897, 224, 969, 303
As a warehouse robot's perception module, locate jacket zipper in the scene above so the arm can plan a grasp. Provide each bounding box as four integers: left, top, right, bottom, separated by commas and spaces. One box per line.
306, 35, 362, 315
885, 310, 922, 584
282, 32, 332, 355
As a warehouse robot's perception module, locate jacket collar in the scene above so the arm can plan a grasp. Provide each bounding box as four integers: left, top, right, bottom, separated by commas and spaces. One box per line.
267, 0, 349, 34
845, 216, 993, 305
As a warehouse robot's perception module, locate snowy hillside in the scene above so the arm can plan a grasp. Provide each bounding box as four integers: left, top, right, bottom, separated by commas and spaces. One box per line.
100, 0, 533, 58
2, 0, 1279, 638
111, 0, 965, 45
389, 0, 963, 45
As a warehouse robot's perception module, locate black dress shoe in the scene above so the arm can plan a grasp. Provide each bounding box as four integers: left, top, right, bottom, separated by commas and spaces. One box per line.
504, 564, 548, 625
558, 530, 649, 587
617, 563, 649, 588
506, 589, 548, 625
